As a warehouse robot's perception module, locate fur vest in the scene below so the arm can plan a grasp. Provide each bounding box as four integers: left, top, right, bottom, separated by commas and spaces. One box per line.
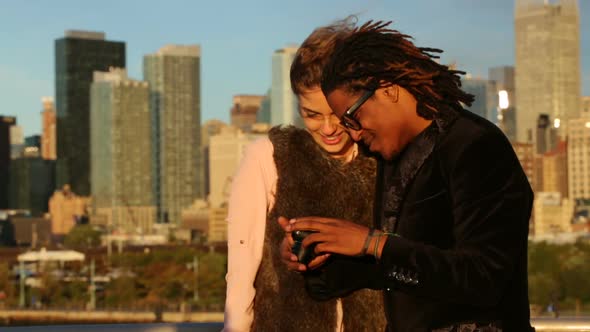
252, 126, 386, 331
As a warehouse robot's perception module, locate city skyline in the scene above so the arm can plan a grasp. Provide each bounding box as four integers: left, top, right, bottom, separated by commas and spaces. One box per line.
2, 0, 589, 137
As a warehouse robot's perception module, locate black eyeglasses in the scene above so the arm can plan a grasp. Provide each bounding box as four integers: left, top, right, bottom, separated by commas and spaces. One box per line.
340, 90, 375, 131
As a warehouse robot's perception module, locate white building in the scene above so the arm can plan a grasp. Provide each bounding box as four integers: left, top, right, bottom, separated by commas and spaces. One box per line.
270, 45, 299, 126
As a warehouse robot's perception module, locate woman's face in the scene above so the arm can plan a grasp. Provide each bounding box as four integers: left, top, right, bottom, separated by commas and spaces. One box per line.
298, 87, 354, 158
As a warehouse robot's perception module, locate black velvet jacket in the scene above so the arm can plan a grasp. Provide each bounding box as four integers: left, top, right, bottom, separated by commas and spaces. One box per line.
307, 109, 535, 332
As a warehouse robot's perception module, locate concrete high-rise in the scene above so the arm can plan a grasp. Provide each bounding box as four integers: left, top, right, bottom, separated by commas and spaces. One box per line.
512, 142, 534, 188
533, 192, 573, 237
48, 185, 89, 236
489, 66, 517, 141
230, 95, 265, 132
515, 0, 581, 143
144, 45, 202, 224
541, 141, 568, 198
271, 45, 299, 126
41, 97, 56, 160
582, 96, 590, 117
208, 126, 266, 208
568, 117, 590, 200
207, 126, 266, 242
55, 30, 125, 196
10, 125, 24, 159
536, 114, 558, 154
90, 68, 155, 234
201, 119, 228, 200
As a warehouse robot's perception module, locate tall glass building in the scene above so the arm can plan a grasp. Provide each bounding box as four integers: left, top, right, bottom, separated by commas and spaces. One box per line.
144, 45, 202, 224
489, 66, 517, 142
257, 90, 272, 125
90, 68, 155, 234
0, 116, 16, 209
270, 45, 299, 126
55, 30, 125, 196
461, 76, 497, 123
9, 157, 55, 216
515, 0, 580, 143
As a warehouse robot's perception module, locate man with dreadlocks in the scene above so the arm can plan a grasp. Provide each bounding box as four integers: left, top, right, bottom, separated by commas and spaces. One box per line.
282, 20, 534, 331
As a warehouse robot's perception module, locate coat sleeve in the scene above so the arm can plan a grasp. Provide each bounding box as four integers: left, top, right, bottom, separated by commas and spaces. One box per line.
379, 130, 533, 306
223, 138, 276, 332
304, 255, 385, 301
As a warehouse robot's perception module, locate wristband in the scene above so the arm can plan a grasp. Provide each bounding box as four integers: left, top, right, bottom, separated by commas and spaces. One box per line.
361, 228, 376, 255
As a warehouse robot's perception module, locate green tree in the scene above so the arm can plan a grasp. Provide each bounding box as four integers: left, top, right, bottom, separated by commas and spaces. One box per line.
137, 261, 193, 309
560, 242, 590, 306
195, 253, 227, 310
528, 241, 590, 313
104, 276, 138, 309
64, 225, 102, 249
0, 262, 16, 307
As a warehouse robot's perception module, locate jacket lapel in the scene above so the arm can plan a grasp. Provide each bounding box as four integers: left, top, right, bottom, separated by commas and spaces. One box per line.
381, 108, 459, 232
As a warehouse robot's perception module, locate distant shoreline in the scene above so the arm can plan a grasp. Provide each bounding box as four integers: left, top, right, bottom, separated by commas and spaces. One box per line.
0, 309, 224, 326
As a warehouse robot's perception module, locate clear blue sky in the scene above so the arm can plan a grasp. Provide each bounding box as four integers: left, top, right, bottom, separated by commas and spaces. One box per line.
1, 0, 589, 137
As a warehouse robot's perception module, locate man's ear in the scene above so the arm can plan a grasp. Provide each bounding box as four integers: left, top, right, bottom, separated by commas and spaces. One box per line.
382, 85, 399, 103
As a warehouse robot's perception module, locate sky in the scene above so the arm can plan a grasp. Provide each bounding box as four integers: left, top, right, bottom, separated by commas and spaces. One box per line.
1, 0, 589, 137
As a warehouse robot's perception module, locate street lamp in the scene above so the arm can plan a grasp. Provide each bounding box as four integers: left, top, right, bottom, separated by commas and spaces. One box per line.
187, 255, 199, 303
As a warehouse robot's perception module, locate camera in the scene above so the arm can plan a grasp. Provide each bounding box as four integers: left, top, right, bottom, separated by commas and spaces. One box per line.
291, 230, 318, 265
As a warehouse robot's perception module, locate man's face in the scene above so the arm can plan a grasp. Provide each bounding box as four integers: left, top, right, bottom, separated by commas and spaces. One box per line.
326, 85, 415, 160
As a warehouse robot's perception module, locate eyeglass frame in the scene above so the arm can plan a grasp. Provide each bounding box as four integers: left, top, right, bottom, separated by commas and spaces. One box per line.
339, 85, 401, 131
339, 89, 375, 131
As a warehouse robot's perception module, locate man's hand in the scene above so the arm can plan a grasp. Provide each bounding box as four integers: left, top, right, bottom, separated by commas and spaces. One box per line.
278, 216, 331, 272
285, 217, 370, 257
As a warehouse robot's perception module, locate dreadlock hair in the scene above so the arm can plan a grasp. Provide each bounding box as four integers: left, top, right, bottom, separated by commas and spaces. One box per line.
321, 20, 474, 119
290, 16, 357, 95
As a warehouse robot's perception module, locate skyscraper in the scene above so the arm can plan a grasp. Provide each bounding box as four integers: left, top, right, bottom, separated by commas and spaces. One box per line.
582, 96, 590, 117
489, 66, 517, 141
257, 90, 272, 125
41, 97, 56, 160
230, 95, 265, 132
536, 114, 558, 154
568, 117, 590, 200
144, 45, 202, 224
208, 126, 266, 208
461, 76, 497, 122
25, 135, 41, 150
9, 125, 24, 159
90, 68, 155, 234
48, 185, 89, 236
271, 45, 299, 126
9, 157, 55, 216
512, 142, 534, 188
201, 119, 228, 199
515, 0, 581, 143
0, 116, 16, 209
55, 30, 125, 196
541, 141, 568, 198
